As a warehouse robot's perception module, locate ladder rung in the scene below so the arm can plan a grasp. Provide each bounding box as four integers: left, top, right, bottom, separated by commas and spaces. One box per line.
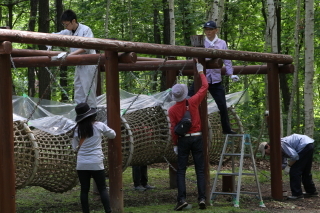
212, 191, 259, 195
223, 153, 251, 157
217, 172, 256, 176
224, 134, 245, 137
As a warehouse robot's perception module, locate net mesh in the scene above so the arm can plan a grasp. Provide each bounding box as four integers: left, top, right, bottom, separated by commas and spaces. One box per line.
13, 105, 243, 192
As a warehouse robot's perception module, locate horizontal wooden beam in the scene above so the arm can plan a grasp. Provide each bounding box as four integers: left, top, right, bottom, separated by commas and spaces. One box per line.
0, 29, 293, 64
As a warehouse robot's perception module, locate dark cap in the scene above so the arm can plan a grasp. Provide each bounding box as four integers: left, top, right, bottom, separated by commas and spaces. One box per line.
203, 21, 217, 29
75, 103, 97, 122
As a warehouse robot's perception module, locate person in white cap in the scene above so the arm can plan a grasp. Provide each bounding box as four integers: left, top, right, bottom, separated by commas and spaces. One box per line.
169, 62, 208, 211
189, 21, 239, 134
259, 134, 318, 200
72, 103, 116, 213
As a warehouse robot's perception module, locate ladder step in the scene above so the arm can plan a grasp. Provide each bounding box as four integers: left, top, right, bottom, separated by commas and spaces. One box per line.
217, 172, 256, 176
212, 191, 259, 196
223, 153, 251, 157
225, 134, 245, 137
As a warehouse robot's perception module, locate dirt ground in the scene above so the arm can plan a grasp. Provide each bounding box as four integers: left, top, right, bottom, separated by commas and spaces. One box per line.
124, 159, 320, 212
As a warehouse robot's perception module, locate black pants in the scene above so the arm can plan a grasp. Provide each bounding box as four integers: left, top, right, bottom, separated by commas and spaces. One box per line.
176, 135, 206, 202
77, 170, 111, 213
188, 81, 231, 132
289, 143, 317, 196
132, 165, 148, 187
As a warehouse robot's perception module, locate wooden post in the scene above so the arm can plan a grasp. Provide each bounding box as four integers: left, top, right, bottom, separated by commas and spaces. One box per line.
105, 50, 124, 212
197, 57, 211, 205
165, 56, 178, 189
267, 62, 283, 200
0, 41, 16, 213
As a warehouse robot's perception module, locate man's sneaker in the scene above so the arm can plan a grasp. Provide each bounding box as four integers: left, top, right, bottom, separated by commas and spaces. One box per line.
174, 200, 188, 211
198, 199, 206, 209
287, 194, 304, 200
134, 185, 146, 191
303, 191, 319, 197
143, 184, 156, 189
223, 130, 237, 134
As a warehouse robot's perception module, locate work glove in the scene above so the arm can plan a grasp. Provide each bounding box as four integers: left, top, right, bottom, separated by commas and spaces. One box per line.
284, 165, 290, 174
230, 75, 240, 82
57, 52, 68, 60
196, 63, 204, 72
46, 45, 52, 51
173, 146, 178, 155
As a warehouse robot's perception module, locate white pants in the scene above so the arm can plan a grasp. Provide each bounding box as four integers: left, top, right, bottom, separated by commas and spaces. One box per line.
74, 64, 98, 108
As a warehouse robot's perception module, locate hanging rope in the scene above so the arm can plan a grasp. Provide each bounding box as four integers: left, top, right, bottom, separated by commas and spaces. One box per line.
121, 57, 168, 116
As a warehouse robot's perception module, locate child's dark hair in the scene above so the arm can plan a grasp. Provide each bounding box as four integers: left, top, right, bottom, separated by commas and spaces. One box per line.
61, 9, 77, 22
76, 114, 96, 139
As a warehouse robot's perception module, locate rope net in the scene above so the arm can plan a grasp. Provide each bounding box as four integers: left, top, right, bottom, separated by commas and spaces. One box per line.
12, 89, 246, 192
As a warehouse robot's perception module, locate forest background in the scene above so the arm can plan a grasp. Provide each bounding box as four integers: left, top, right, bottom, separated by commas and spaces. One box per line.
0, 0, 319, 153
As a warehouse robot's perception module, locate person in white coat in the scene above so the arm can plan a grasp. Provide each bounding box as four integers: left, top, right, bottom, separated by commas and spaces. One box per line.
72, 103, 116, 213
51, 10, 98, 108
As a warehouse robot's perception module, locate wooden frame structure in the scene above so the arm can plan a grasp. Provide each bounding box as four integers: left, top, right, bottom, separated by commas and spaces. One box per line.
0, 29, 293, 213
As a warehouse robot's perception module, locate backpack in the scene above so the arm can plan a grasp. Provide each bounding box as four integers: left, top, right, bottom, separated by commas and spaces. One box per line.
174, 100, 192, 136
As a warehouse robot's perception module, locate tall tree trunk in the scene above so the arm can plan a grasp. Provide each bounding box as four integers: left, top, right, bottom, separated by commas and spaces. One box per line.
163, 0, 170, 45
27, 0, 38, 97
304, 0, 314, 137
105, 0, 111, 38
128, 0, 133, 41
208, 0, 219, 22
287, 0, 301, 135
168, 0, 175, 45
38, 0, 51, 100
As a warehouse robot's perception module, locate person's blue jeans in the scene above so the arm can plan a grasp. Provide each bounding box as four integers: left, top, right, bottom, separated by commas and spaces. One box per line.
289, 143, 317, 196
176, 135, 206, 202
77, 170, 111, 213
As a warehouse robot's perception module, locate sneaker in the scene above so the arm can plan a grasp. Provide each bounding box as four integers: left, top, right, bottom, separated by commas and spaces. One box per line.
198, 199, 206, 209
174, 200, 188, 211
143, 184, 156, 189
303, 191, 319, 197
223, 130, 237, 134
134, 185, 146, 191
287, 194, 304, 200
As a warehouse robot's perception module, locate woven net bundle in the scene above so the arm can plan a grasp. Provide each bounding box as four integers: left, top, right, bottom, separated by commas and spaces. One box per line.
12, 104, 243, 192
13, 121, 38, 189
122, 105, 170, 166
208, 107, 244, 164
26, 129, 79, 193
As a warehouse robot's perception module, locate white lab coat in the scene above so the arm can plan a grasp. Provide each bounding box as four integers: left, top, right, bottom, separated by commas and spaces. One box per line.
55, 23, 98, 108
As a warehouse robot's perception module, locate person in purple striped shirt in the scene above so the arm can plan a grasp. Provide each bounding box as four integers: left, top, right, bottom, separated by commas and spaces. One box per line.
189, 20, 239, 134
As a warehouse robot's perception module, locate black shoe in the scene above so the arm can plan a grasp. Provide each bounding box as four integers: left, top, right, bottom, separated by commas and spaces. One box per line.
143, 184, 156, 189
198, 199, 206, 209
287, 194, 304, 200
303, 191, 319, 197
223, 130, 237, 134
174, 200, 188, 211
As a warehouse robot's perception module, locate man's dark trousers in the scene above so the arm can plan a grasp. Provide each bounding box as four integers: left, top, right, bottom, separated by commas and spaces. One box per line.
289, 143, 317, 196
176, 135, 206, 201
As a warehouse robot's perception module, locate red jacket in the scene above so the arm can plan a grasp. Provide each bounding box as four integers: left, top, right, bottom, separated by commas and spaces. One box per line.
168, 74, 208, 145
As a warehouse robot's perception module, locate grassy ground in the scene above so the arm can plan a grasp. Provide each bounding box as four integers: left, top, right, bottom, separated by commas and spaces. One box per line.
16, 162, 320, 212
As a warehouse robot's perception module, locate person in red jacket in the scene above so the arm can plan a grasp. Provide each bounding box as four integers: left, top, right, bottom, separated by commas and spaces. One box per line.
168, 62, 208, 211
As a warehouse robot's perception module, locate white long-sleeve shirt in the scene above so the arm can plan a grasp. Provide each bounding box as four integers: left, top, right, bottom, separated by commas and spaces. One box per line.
281, 133, 314, 161
72, 121, 116, 170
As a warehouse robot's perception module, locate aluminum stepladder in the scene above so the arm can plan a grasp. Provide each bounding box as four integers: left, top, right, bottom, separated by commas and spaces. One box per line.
210, 134, 265, 208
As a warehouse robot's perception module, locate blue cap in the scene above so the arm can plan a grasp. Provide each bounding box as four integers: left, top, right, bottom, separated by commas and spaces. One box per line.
203, 21, 217, 29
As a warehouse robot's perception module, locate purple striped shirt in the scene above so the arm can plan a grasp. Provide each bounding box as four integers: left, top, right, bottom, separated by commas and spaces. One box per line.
204, 38, 234, 84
